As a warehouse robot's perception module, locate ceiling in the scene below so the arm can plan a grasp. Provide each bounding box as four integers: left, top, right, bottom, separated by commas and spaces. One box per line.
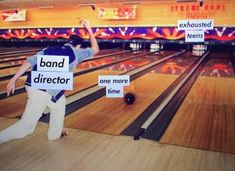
0, 0, 185, 10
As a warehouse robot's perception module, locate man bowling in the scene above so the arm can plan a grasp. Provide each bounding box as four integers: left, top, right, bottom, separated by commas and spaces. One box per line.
0, 19, 99, 144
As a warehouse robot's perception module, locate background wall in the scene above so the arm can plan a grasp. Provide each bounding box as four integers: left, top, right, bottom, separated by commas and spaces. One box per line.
0, 0, 234, 29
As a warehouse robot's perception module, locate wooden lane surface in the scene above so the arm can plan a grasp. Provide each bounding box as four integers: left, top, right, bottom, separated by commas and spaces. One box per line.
0, 55, 29, 70
160, 52, 235, 153
0, 49, 132, 77
0, 48, 19, 52
66, 69, 122, 96
0, 55, 35, 77
0, 48, 120, 62
0, 54, 161, 118
0, 69, 119, 118
0, 72, 124, 118
0, 54, 32, 61
160, 76, 235, 154
0, 48, 46, 68
0, 48, 117, 58
0, 48, 40, 56
0, 52, 133, 92
64, 53, 198, 135
0, 93, 27, 118
0, 49, 124, 76
96, 48, 121, 55
64, 73, 178, 135
66, 53, 163, 96
0, 51, 133, 91
0, 70, 121, 118
0, 48, 119, 60
0, 76, 26, 92
0, 117, 234, 171
0, 67, 22, 78
0, 58, 25, 66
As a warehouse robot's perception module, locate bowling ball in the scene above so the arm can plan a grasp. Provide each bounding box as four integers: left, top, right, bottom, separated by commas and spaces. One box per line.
124, 93, 136, 105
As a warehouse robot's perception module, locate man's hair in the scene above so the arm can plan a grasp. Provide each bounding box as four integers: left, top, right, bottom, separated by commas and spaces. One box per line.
68, 35, 84, 47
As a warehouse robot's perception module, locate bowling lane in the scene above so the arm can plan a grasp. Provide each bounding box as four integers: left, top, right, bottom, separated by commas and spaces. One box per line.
0, 50, 133, 91
160, 52, 235, 154
0, 49, 43, 68
0, 48, 125, 71
64, 52, 199, 135
0, 48, 120, 62
95, 48, 121, 55
0, 47, 118, 59
0, 47, 21, 53
0, 52, 37, 60
65, 51, 169, 96
0, 55, 30, 68
0, 60, 24, 69
0, 48, 41, 56
0, 51, 169, 118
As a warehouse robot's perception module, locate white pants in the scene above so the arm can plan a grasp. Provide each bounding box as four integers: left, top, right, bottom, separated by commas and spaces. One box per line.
0, 86, 66, 144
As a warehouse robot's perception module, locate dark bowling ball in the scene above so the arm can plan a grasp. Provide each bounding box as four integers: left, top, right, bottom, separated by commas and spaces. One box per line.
124, 93, 136, 105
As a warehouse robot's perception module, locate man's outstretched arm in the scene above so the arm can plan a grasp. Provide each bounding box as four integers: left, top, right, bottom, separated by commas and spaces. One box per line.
80, 19, 99, 55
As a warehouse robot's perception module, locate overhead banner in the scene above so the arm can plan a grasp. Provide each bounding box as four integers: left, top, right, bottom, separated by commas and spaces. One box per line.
170, 3, 226, 19
98, 5, 136, 20
1, 9, 26, 22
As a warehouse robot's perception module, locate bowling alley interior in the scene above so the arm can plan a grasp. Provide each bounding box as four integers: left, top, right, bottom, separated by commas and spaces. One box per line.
0, 0, 234, 171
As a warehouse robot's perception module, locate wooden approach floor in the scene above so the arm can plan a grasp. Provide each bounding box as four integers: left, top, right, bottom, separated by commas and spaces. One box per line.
0, 117, 235, 171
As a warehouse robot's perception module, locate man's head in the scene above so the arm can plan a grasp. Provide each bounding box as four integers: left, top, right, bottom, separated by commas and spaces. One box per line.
68, 35, 84, 47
